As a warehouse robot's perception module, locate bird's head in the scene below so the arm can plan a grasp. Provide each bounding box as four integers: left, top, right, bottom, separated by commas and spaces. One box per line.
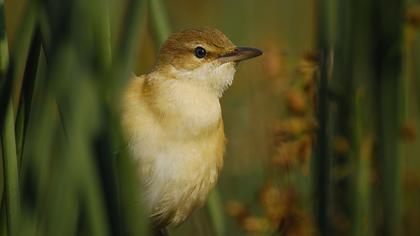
154, 28, 262, 97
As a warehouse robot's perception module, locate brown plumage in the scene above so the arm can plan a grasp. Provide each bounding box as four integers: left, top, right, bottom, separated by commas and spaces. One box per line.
121, 28, 262, 228
157, 28, 236, 69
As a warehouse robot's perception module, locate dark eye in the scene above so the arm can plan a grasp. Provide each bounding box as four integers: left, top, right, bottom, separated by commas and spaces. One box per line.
194, 47, 207, 58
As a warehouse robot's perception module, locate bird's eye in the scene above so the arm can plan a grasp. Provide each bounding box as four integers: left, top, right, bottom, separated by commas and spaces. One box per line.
194, 47, 207, 58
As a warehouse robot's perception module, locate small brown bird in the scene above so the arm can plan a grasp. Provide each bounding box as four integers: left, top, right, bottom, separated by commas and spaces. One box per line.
121, 28, 262, 231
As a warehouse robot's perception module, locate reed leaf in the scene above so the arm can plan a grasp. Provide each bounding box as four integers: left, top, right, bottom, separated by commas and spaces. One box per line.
1, 1, 20, 234
149, 0, 171, 46
313, 0, 333, 234
15, 26, 41, 161
0, 1, 37, 129
1, 103, 20, 236
374, 0, 404, 234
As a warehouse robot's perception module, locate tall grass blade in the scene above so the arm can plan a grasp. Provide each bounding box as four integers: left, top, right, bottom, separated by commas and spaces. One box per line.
1, 104, 20, 236
149, 0, 170, 45
374, 0, 404, 234
0, 1, 37, 128
1, 1, 20, 234
207, 191, 225, 236
314, 0, 333, 234
15, 26, 41, 161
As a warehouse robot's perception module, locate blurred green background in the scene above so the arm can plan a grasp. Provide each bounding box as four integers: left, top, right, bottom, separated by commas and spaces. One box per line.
2, 0, 420, 235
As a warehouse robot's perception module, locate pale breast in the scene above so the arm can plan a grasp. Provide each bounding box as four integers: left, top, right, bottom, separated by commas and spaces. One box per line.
122, 75, 225, 227
146, 139, 221, 226
128, 122, 225, 226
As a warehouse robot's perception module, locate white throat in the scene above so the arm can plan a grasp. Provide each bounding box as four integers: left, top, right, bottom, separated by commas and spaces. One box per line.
146, 62, 236, 138
169, 61, 236, 98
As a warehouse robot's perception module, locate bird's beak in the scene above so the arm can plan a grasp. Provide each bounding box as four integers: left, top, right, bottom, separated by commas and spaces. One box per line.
218, 47, 263, 63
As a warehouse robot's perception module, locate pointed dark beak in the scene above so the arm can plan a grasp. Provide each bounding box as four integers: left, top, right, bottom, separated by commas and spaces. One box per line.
218, 47, 263, 63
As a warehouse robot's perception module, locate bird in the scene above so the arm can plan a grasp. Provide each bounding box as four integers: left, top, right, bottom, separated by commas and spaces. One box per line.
121, 28, 262, 233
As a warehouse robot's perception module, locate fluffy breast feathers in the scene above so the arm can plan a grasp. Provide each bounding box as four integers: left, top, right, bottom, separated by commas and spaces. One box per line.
121, 74, 226, 226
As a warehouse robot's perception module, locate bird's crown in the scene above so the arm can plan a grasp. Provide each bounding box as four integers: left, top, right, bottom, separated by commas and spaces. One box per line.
156, 28, 236, 70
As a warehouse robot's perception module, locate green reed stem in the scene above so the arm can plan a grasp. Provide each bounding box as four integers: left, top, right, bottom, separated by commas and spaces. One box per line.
15, 26, 41, 161
1, 104, 20, 236
314, 0, 333, 234
0, 1, 37, 129
375, 0, 403, 234
207, 190, 225, 236
149, 0, 171, 45
1, 0, 20, 234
